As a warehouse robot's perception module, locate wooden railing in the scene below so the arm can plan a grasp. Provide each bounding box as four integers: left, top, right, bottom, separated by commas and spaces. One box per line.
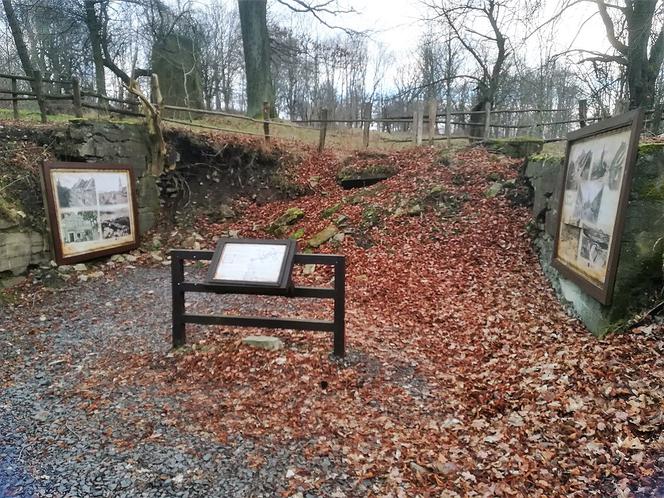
0, 71, 143, 123
0, 71, 656, 151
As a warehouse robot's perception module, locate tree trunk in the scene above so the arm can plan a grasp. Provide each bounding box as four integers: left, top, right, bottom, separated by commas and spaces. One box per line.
84, 0, 107, 98
626, 0, 656, 109
2, 0, 37, 92
238, 0, 274, 118
469, 98, 490, 139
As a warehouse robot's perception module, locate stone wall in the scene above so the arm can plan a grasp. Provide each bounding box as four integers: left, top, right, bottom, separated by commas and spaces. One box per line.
0, 222, 49, 287
54, 120, 161, 234
525, 145, 664, 335
1, 120, 160, 287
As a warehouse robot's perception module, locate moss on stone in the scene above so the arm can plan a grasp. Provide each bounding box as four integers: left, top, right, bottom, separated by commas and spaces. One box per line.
267, 207, 305, 235
289, 228, 305, 240
529, 153, 564, 163
638, 179, 664, 201
485, 137, 544, 158
637, 141, 664, 155
307, 224, 338, 248
486, 171, 504, 182
361, 204, 386, 227
320, 202, 342, 219
0, 195, 24, 225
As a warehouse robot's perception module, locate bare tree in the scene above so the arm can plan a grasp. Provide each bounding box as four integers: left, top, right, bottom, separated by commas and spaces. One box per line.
237, 0, 356, 117
424, 0, 523, 137
198, 0, 243, 110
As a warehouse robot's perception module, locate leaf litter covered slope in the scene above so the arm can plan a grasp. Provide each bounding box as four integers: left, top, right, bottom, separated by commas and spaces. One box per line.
55, 144, 664, 495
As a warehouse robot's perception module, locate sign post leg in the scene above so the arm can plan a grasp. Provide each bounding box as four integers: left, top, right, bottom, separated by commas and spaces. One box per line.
171, 254, 186, 347
333, 257, 346, 357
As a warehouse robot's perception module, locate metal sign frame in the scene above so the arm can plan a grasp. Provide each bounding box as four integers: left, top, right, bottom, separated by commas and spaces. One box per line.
206, 238, 296, 289
171, 249, 346, 357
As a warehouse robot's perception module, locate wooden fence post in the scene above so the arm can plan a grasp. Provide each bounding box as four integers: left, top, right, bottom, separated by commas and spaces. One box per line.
427, 99, 437, 145
412, 108, 418, 144
318, 107, 328, 152
483, 104, 491, 140
652, 104, 662, 134
71, 77, 83, 118
262, 101, 270, 143
578, 99, 587, 128
536, 109, 543, 138
11, 77, 18, 120
33, 70, 47, 124
446, 97, 452, 148
413, 103, 423, 145
362, 101, 372, 148
151, 74, 163, 110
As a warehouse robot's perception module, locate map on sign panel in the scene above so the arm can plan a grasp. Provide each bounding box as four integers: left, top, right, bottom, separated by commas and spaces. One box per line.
213, 243, 287, 283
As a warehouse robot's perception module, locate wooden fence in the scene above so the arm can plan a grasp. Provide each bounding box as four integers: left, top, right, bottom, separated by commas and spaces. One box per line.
0, 71, 143, 123
0, 71, 658, 151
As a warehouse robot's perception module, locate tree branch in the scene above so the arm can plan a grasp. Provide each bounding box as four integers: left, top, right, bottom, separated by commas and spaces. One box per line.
595, 0, 628, 54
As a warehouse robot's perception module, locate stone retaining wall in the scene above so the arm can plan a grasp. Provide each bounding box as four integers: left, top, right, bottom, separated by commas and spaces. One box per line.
525, 145, 664, 335
0, 120, 159, 287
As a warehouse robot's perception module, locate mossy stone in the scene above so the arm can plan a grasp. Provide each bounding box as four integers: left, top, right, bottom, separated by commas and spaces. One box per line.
320, 203, 342, 219
267, 207, 305, 236
307, 225, 338, 248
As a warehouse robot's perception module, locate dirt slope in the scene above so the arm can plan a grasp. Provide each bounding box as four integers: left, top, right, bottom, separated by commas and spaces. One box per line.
1, 139, 662, 497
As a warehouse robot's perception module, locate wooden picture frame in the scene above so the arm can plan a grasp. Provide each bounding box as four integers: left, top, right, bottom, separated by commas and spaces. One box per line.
41, 162, 140, 265
552, 108, 644, 305
206, 238, 296, 289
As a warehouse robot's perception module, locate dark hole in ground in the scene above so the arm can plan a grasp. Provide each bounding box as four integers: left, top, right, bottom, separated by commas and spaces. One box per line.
339, 175, 390, 189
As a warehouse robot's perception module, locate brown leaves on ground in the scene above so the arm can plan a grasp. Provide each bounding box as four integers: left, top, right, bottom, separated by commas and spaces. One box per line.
67, 141, 664, 495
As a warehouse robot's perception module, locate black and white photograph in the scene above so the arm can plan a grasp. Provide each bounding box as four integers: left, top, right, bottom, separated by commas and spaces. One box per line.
579, 227, 610, 268
557, 125, 632, 284
59, 211, 100, 243
100, 206, 132, 239
553, 109, 643, 304
42, 163, 139, 264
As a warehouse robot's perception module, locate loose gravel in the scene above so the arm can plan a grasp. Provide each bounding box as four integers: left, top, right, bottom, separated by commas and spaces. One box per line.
0, 267, 351, 498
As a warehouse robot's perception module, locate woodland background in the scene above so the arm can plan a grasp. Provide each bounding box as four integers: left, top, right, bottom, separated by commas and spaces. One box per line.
1, 0, 664, 138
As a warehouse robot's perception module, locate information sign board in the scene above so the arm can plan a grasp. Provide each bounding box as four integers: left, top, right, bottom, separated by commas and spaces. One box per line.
206, 239, 296, 289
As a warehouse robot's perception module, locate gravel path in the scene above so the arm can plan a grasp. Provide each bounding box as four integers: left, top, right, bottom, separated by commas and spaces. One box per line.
0, 267, 350, 498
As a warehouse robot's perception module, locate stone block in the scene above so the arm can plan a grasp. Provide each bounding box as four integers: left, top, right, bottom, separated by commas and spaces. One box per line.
242, 336, 284, 351
55, 120, 151, 176
0, 216, 17, 230
0, 231, 32, 275
138, 207, 157, 235
307, 225, 338, 248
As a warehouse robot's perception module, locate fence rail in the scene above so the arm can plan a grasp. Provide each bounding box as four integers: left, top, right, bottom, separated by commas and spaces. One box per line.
0, 71, 141, 123
0, 70, 657, 150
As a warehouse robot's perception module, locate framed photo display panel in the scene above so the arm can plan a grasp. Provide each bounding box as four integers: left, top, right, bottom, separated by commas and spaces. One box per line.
552, 108, 644, 305
41, 162, 140, 265
206, 238, 296, 289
